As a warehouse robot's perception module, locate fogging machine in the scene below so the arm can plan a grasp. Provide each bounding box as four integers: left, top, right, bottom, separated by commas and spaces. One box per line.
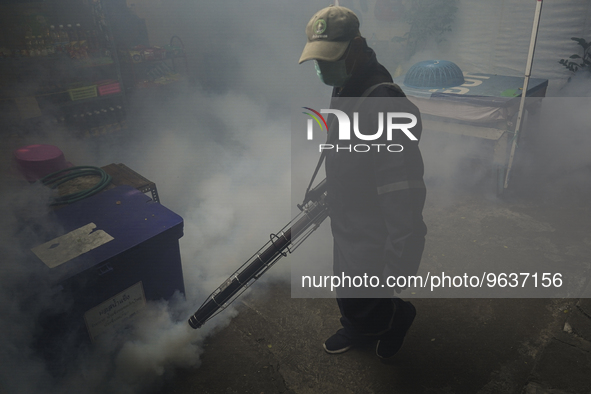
188, 180, 328, 329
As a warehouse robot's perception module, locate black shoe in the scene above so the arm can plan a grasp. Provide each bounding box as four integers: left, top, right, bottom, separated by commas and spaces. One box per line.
376, 301, 416, 359
323, 328, 366, 354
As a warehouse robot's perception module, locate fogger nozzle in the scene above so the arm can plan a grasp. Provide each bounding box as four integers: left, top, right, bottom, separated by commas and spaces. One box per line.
188, 316, 204, 329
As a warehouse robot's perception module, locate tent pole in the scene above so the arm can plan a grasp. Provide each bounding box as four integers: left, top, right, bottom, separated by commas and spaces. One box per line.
504, 0, 544, 189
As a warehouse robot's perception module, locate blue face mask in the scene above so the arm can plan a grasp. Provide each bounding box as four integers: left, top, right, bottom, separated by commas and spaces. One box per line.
314, 59, 352, 87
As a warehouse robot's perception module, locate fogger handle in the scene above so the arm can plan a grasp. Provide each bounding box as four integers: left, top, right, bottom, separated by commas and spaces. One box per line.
299, 178, 326, 211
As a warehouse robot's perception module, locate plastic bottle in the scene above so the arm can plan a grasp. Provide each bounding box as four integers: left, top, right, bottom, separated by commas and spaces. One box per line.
79, 112, 87, 136
108, 107, 120, 131
89, 30, 98, 52
50, 25, 61, 53
25, 35, 34, 57
87, 110, 96, 133
92, 110, 102, 135
86, 111, 95, 136
37, 36, 47, 56
30, 36, 40, 56
68, 113, 78, 132
115, 105, 126, 129
21, 26, 32, 56
44, 27, 54, 55
67, 24, 78, 50
58, 25, 68, 53
76, 24, 87, 55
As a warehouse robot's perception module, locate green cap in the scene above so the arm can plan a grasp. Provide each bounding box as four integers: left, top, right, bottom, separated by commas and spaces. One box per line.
298, 5, 360, 64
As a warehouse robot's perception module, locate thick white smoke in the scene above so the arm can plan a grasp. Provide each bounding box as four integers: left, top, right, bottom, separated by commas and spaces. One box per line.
3, 0, 591, 393
0, 87, 296, 394
0, 0, 316, 390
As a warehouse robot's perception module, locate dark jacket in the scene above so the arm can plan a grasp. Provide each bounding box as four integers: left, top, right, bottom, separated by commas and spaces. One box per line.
325, 46, 427, 283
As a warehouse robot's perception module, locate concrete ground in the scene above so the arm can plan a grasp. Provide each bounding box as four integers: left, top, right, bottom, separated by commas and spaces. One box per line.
156, 179, 591, 394
3, 104, 589, 394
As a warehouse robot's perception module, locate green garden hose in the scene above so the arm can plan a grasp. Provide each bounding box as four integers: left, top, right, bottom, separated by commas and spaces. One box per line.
40, 166, 112, 205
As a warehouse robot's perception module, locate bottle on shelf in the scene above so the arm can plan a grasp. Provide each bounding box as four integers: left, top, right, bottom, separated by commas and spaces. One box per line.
31, 36, 42, 56
108, 107, 120, 131
115, 105, 126, 129
50, 25, 61, 53
67, 24, 78, 51
89, 30, 99, 53
78, 112, 88, 135
24, 35, 34, 57
57, 25, 69, 53
24, 25, 33, 40
21, 26, 33, 57
68, 113, 79, 131
76, 24, 88, 57
92, 109, 102, 134
37, 36, 47, 56
87, 111, 96, 136
44, 27, 55, 56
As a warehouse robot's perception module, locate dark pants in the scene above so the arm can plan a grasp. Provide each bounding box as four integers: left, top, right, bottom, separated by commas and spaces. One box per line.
337, 297, 408, 337
333, 233, 425, 337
